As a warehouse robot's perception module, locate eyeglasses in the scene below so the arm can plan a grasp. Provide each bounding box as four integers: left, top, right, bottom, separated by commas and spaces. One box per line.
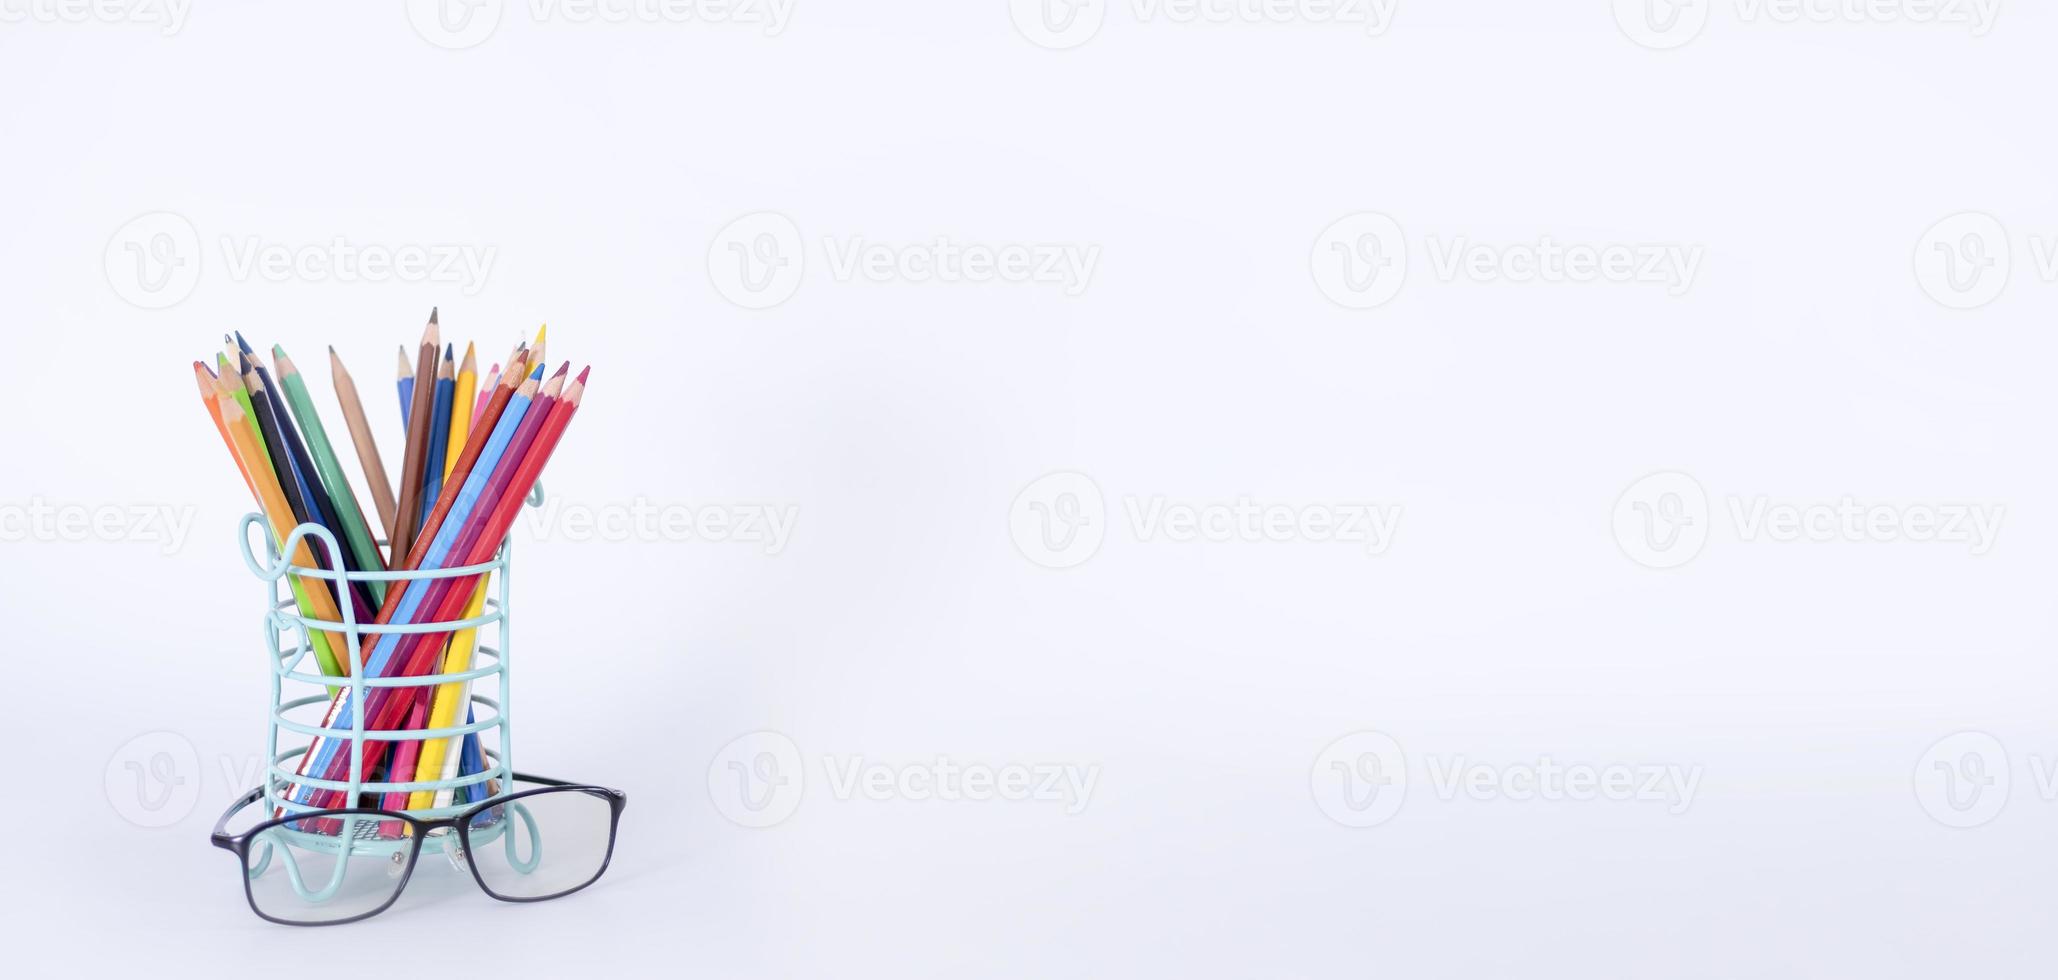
210, 773, 626, 925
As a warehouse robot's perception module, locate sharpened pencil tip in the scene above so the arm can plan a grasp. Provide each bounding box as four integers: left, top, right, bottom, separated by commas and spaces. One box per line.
234, 331, 254, 354
575, 366, 591, 384
430, 307, 439, 324
529, 363, 546, 380
549, 362, 569, 379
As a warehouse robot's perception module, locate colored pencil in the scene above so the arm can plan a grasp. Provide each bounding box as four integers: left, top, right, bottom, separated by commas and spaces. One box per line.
240, 334, 375, 619
419, 345, 454, 528
388, 311, 440, 561
275, 344, 388, 606
218, 353, 266, 459
384, 342, 477, 809
292, 353, 536, 803
195, 320, 587, 818
413, 362, 554, 807
238, 334, 340, 557
330, 347, 398, 533
300, 366, 582, 807
410, 576, 491, 810
245, 367, 360, 620
472, 363, 499, 428
376, 343, 529, 618
448, 344, 476, 478
195, 363, 255, 498
218, 347, 355, 671
397, 346, 415, 432
207, 381, 351, 681
422, 341, 485, 804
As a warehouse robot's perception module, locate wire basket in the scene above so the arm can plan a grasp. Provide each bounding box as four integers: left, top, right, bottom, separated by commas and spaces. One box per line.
237, 484, 546, 851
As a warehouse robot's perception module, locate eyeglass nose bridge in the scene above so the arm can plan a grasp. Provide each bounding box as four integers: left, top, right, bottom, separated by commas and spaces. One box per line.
425, 826, 468, 873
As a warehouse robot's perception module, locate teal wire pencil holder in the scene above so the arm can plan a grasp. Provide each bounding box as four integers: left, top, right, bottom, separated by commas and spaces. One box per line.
238, 484, 546, 845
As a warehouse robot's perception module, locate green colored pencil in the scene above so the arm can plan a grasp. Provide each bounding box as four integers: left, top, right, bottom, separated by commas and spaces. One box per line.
273, 344, 388, 605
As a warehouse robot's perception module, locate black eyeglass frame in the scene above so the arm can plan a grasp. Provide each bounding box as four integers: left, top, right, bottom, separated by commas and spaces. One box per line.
210, 772, 626, 926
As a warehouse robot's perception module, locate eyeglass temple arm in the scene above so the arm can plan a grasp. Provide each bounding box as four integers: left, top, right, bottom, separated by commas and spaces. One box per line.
210, 785, 269, 850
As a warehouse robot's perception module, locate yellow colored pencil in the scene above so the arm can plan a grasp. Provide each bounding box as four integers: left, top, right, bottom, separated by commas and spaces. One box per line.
408, 582, 489, 809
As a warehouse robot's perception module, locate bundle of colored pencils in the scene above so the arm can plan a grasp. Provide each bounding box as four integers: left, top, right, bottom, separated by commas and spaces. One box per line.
192, 310, 587, 813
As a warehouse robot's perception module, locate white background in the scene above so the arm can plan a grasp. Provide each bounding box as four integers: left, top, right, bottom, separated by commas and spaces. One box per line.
3, 1, 2055, 975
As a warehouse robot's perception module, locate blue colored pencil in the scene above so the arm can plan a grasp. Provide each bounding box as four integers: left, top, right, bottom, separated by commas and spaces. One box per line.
233, 335, 374, 620
419, 345, 454, 527
397, 346, 415, 434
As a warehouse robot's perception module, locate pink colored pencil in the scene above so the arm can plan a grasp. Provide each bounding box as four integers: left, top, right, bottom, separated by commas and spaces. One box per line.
472, 363, 500, 427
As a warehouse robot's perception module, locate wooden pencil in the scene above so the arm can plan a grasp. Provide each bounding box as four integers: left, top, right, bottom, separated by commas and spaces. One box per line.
195, 363, 255, 498
472, 363, 499, 429
209, 388, 352, 680
448, 343, 477, 479
238, 334, 341, 551
240, 335, 379, 619
384, 364, 560, 804
275, 345, 388, 607
244, 370, 314, 543
418, 345, 455, 528
396, 345, 415, 429
218, 353, 268, 458
388, 310, 441, 561
330, 347, 398, 532
381, 341, 464, 810
370, 344, 528, 624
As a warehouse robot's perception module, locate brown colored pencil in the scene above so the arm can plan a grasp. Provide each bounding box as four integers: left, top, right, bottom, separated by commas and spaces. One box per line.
387, 309, 440, 560
329, 347, 398, 532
